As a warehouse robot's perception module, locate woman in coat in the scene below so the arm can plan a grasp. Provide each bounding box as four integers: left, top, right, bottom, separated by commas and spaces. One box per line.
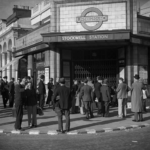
131, 74, 144, 122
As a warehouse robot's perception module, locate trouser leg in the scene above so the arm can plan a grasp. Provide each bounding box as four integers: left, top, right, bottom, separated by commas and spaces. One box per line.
71, 96, 76, 113
143, 99, 147, 112
55, 107, 63, 131
65, 110, 70, 131
105, 102, 109, 117
2, 94, 6, 107
32, 105, 37, 126
15, 105, 23, 130
97, 101, 102, 114
89, 102, 94, 117
122, 99, 127, 117
27, 106, 32, 125
139, 112, 143, 121
39, 94, 44, 109
9, 93, 14, 107
134, 112, 138, 121
101, 101, 105, 116
84, 102, 89, 118
118, 99, 123, 117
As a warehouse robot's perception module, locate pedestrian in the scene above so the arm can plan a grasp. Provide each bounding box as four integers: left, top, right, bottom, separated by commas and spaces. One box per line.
8, 78, 15, 107
77, 80, 85, 114
142, 85, 148, 113
37, 75, 46, 109
46, 78, 54, 107
70, 79, 78, 114
14, 78, 26, 131
111, 86, 117, 107
116, 78, 130, 118
79, 79, 94, 119
94, 76, 103, 116
25, 82, 37, 128
101, 79, 111, 117
131, 74, 144, 122
1, 76, 9, 108
52, 78, 71, 133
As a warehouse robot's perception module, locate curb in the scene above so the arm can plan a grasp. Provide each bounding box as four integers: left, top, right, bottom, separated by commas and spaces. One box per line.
0, 123, 149, 135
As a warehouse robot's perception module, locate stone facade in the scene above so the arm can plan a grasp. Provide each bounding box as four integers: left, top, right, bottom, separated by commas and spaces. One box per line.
12, 0, 150, 89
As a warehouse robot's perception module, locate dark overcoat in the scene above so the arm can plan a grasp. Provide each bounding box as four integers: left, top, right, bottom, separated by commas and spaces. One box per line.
100, 84, 111, 102
52, 85, 71, 110
79, 85, 93, 102
131, 81, 144, 112
94, 82, 102, 100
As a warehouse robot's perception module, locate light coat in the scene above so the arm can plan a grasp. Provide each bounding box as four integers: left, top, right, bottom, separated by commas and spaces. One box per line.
131, 81, 144, 112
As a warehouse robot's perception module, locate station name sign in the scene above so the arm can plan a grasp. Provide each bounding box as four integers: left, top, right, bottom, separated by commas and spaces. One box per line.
43, 32, 130, 43
62, 34, 110, 41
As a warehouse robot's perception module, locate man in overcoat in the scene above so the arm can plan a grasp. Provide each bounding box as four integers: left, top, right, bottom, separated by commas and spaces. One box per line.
8, 78, 15, 107
116, 78, 130, 118
52, 78, 71, 133
1, 76, 9, 108
79, 79, 94, 119
94, 76, 102, 116
38, 75, 46, 109
131, 74, 144, 122
14, 78, 26, 130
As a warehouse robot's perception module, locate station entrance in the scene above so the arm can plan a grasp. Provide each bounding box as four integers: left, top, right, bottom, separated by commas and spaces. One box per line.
72, 48, 117, 86
60, 41, 127, 87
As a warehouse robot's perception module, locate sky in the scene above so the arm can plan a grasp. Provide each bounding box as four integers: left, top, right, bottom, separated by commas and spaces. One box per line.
0, 0, 150, 19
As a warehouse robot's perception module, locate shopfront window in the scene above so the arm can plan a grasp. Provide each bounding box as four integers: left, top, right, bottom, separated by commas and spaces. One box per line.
139, 66, 148, 84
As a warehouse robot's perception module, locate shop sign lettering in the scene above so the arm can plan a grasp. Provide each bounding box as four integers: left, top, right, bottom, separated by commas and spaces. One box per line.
62, 36, 86, 41
89, 34, 109, 40
76, 7, 108, 31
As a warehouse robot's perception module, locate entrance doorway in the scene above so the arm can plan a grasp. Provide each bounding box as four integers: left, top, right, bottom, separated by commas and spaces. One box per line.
72, 48, 118, 86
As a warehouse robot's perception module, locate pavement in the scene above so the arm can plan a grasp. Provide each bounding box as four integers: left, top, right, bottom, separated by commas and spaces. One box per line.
0, 95, 150, 135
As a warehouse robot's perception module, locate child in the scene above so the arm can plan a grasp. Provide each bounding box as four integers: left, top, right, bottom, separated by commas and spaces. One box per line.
142, 85, 148, 112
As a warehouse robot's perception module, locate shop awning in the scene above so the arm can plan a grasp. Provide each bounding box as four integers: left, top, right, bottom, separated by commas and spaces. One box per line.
0, 56, 23, 71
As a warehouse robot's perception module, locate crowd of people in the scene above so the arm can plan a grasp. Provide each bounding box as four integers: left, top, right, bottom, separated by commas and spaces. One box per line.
0, 74, 149, 133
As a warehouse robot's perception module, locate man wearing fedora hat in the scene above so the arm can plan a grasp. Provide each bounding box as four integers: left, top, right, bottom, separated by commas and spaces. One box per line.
131, 74, 144, 122
1, 76, 9, 108
52, 78, 71, 133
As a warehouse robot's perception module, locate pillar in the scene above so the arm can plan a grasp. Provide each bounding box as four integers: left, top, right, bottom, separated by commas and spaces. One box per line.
0, 54, 2, 77
2, 53, 6, 77
56, 48, 60, 81
12, 56, 15, 79
27, 55, 33, 77
50, 49, 56, 82
7, 51, 11, 81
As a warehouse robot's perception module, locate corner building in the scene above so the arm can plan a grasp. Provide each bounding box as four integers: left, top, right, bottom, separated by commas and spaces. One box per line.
15, 0, 150, 89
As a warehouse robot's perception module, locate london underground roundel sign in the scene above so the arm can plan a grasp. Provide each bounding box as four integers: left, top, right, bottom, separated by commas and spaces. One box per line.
76, 7, 108, 31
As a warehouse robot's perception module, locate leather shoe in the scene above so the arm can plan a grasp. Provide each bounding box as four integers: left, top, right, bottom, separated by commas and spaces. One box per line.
57, 130, 64, 133
132, 120, 139, 122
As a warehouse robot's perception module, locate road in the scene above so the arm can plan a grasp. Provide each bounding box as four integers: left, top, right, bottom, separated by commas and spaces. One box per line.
0, 127, 150, 150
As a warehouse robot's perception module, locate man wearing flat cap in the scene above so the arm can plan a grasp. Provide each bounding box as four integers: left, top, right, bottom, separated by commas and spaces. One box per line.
37, 75, 46, 109
52, 78, 71, 133
131, 74, 144, 122
1, 76, 9, 108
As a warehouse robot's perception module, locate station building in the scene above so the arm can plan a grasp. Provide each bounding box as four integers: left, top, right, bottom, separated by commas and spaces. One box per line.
14, 0, 150, 89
